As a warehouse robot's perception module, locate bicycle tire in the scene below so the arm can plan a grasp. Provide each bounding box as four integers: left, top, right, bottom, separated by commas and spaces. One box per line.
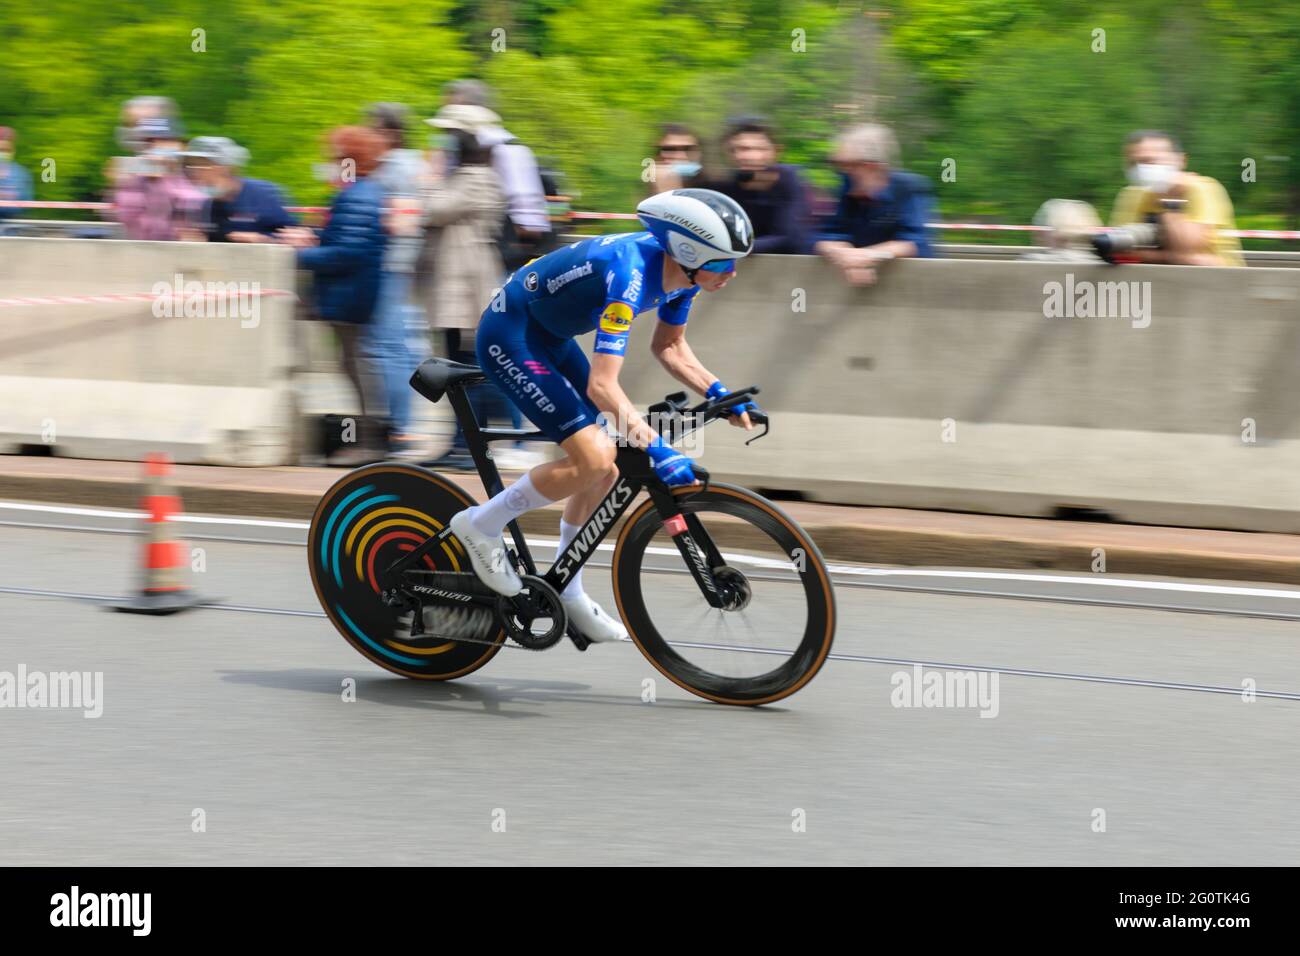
611, 483, 836, 705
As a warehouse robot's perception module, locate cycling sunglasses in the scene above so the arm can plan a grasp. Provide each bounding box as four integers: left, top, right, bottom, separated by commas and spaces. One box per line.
698, 259, 736, 274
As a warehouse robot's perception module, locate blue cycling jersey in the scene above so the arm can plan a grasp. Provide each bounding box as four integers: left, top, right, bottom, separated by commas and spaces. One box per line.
504, 231, 700, 356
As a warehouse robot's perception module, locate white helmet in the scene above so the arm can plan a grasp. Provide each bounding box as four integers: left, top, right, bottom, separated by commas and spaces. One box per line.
636, 188, 754, 270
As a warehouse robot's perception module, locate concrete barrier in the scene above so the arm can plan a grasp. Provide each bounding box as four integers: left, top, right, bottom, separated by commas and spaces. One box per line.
612, 256, 1300, 533
4, 239, 1298, 531
0, 237, 300, 465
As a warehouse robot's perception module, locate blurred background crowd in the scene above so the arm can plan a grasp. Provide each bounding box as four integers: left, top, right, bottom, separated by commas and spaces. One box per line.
1, 0, 1296, 464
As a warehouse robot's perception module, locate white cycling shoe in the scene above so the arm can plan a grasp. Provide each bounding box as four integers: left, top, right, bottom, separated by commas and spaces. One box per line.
450, 510, 522, 597
561, 593, 629, 643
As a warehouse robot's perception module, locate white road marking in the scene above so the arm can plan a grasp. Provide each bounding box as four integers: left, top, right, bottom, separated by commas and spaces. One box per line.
0, 501, 306, 528
3, 500, 1299, 600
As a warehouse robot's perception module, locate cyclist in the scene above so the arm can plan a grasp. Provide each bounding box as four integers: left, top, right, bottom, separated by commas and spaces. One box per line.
449, 188, 757, 643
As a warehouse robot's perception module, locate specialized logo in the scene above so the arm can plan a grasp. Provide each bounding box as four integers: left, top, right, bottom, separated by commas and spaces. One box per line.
410, 585, 473, 602
599, 301, 634, 334
546, 260, 593, 294
623, 268, 643, 302
680, 533, 718, 594
655, 210, 713, 239
555, 481, 636, 581
524, 272, 539, 292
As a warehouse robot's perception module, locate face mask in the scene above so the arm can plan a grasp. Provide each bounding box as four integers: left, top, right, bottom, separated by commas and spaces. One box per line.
1128, 162, 1176, 193
673, 161, 701, 178
0, 150, 12, 163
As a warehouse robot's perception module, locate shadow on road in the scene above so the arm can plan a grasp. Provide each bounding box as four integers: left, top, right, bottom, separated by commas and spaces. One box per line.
216, 667, 732, 715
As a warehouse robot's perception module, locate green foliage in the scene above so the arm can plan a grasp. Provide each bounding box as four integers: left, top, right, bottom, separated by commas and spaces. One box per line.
0, 0, 1295, 226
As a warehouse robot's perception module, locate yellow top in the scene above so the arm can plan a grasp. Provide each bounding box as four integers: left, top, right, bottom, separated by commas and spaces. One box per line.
1110, 174, 1244, 266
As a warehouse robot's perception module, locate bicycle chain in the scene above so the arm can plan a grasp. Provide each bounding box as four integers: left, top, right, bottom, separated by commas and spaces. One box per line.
397, 611, 569, 652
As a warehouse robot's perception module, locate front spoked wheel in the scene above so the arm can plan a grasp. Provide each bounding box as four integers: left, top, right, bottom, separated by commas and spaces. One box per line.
612, 483, 836, 706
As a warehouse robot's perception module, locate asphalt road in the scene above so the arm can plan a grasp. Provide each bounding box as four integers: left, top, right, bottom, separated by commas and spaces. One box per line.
2, 503, 1299, 865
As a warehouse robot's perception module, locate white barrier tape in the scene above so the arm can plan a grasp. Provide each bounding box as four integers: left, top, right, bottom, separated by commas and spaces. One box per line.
0, 289, 297, 309
6, 201, 1300, 240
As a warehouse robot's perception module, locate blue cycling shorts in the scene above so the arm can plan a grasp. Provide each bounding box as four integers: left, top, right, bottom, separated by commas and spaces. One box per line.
475, 295, 602, 444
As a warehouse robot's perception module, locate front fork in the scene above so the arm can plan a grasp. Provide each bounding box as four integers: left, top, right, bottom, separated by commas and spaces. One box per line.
646, 483, 732, 610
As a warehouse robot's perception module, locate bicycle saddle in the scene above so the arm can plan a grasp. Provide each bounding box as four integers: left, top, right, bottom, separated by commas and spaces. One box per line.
409, 358, 487, 404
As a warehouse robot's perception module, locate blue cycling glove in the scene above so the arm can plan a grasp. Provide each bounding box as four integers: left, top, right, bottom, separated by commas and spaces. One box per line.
647, 437, 697, 487
706, 380, 758, 419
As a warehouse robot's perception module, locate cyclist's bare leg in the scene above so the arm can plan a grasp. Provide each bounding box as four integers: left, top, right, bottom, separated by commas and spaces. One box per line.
529, 424, 618, 507
460, 424, 616, 543
522, 425, 627, 640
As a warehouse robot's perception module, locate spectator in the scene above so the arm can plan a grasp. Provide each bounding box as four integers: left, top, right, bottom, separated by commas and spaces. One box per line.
1020, 199, 1103, 263
111, 116, 206, 241
365, 103, 431, 455
711, 116, 811, 255
418, 104, 507, 471
442, 79, 553, 272
281, 126, 390, 465
113, 96, 179, 156
814, 123, 935, 286
648, 123, 706, 193
0, 127, 35, 233
1109, 130, 1244, 267
181, 136, 295, 242
106, 96, 180, 190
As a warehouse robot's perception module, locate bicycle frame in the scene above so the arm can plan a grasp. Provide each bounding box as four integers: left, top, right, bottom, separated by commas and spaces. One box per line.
378, 377, 732, 610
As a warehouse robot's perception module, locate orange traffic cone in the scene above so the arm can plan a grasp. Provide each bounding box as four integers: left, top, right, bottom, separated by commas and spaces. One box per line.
113, 453, 204, 614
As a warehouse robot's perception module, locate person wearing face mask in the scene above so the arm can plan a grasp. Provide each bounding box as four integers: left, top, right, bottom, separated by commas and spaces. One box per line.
648, 123, 706, 193
1109, 130, 1243, 267
105, 96, 180, 190
111, 116, 206, 241
0, 127, 35, 234
181, 136, 295, 243
813, 123, 935, 287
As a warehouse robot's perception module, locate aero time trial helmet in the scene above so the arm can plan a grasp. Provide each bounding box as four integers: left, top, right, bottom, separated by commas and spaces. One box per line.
636, 188, 754, 273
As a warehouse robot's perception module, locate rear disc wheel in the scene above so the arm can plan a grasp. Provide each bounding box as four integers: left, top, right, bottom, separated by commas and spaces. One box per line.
307, 463, 505, 680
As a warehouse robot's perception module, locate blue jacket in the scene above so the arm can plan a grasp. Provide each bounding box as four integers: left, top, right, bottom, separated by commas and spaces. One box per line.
298, 177, 387, 324
210, 177, 296, 240
814, 170, 935, 257
0, 160, 35, 221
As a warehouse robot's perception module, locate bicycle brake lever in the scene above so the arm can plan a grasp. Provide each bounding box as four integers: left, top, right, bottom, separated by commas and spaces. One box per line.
690, 463, 711, 495
744, 416, 770, 446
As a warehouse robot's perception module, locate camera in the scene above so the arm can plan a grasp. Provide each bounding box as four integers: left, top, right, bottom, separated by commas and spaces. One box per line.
1090, 220, 1159, 264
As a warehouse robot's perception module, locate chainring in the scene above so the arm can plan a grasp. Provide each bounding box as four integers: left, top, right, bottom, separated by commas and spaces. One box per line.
496, 575, 568, 650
